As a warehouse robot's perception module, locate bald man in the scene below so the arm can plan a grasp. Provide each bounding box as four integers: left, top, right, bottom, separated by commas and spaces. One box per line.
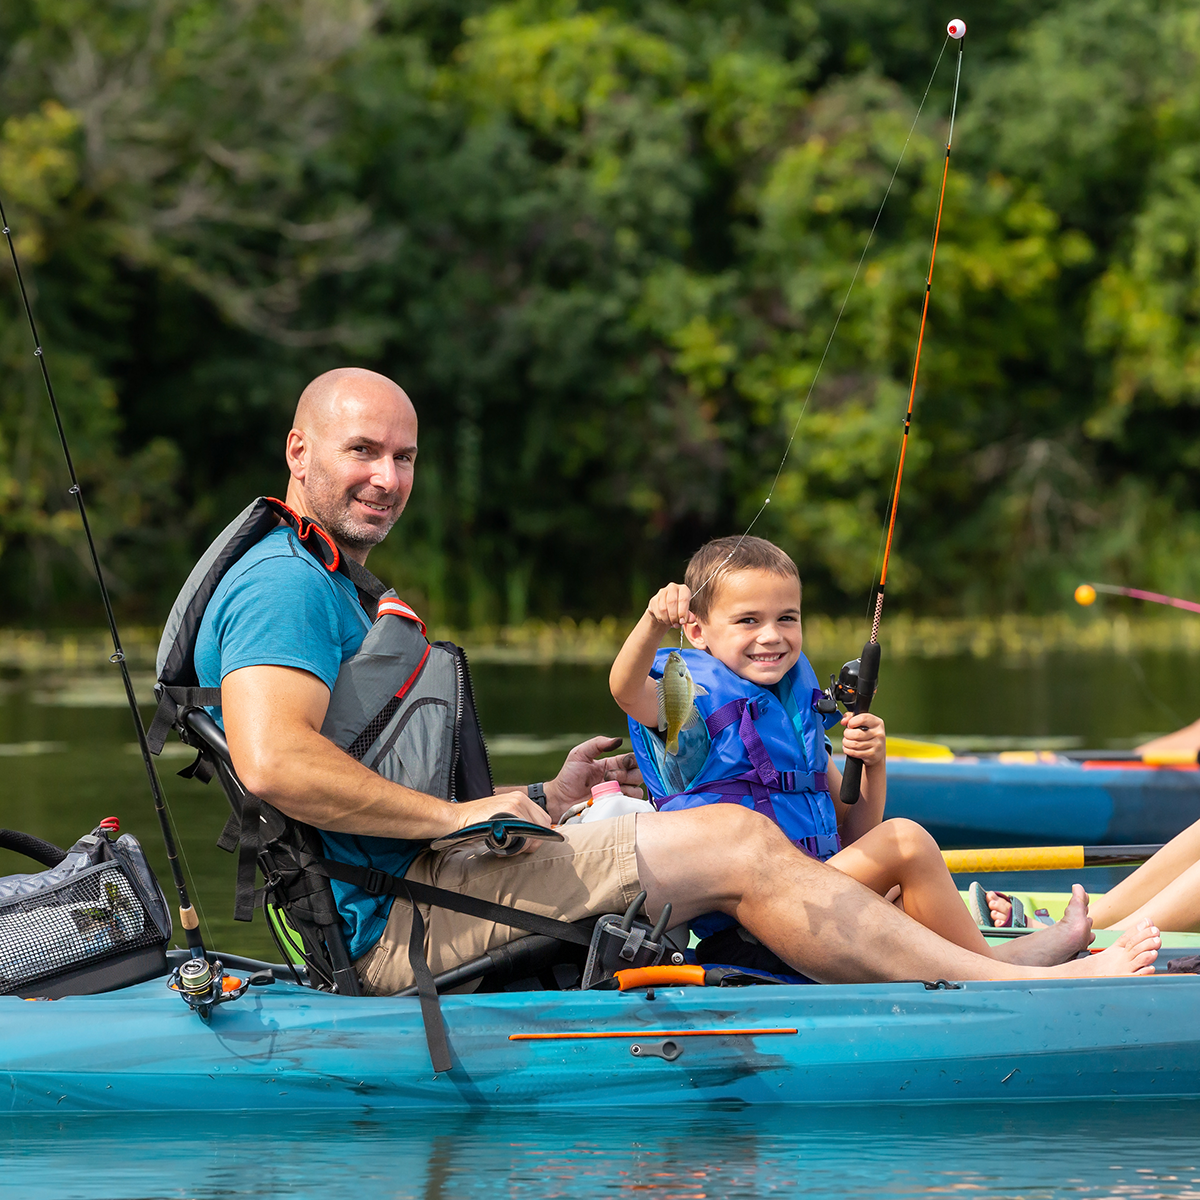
194, 368, 1161, 994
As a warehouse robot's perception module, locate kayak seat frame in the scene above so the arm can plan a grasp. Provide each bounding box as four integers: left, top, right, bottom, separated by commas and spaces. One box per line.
178, 707, 364, 996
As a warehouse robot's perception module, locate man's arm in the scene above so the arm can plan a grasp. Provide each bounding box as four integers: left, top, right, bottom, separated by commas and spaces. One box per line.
222, 664, 549, 837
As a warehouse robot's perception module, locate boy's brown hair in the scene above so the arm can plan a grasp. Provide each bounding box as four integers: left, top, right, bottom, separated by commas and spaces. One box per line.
683, 536, 801, 622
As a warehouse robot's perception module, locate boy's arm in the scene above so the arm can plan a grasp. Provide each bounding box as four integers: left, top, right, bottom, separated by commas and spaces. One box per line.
610, 583, 693, 728
831, 713, 886, 844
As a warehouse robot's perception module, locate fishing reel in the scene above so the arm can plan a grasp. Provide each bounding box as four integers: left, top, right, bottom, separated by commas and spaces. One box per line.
168, 955, 254, 1021
818, 658, 879, 715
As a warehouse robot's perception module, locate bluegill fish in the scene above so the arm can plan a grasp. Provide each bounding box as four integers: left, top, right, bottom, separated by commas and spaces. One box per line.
658, 650, 709, 756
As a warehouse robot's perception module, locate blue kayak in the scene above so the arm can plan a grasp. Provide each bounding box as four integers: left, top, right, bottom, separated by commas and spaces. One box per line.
5, 969, 1200, 1111
879, 754, 1200, 847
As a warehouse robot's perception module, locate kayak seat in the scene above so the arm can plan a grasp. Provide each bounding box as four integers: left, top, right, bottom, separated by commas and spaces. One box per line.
175, 709, 597, 1001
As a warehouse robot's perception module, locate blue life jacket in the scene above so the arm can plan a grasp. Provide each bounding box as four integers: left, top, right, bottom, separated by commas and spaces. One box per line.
628, 648, 844, 861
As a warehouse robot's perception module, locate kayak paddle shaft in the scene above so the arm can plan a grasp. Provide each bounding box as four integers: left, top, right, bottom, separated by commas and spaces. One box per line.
942, 844, 1163, 874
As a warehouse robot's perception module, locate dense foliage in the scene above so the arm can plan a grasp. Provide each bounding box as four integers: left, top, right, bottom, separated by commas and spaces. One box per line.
1, 0, 1199, 625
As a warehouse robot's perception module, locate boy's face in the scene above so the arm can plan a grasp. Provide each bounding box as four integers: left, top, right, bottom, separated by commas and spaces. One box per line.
683, 569, 803, 686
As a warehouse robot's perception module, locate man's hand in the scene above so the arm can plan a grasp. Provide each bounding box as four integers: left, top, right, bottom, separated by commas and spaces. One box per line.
544, 736, 644, 822
841, 712, 886, 767
450, 791, 552, 837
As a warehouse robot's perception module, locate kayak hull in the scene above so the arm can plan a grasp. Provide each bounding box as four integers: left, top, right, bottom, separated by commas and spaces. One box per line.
883, 757, 1200, 846
5, 973, 1200, 1111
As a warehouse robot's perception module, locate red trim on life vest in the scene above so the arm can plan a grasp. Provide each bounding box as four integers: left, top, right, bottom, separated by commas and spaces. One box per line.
376, 596, 427, 637
264, 496, 341, 572
393, 644, 431, 700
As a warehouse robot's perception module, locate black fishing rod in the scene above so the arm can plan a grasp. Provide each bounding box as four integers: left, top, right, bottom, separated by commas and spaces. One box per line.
840, 17, 967, 805
0, 196, 206, 959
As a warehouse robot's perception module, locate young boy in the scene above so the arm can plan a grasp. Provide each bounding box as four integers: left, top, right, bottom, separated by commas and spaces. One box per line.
610, 536, 1096, 969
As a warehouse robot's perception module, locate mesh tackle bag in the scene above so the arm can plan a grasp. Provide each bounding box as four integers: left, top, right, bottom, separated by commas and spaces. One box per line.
0, 822, 172, 998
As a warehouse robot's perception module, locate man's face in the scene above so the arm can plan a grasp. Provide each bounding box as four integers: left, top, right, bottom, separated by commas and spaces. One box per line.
291, 383, 418, 555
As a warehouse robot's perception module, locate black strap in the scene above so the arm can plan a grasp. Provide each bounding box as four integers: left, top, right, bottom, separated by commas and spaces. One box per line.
316, 857, 592, 1076
315, 857, 592, 947
232, 789, 261, 922
401, 881, 453, 1073
148, 686, 224, 754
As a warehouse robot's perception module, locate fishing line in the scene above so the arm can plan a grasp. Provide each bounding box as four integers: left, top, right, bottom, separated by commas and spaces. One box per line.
0, 195, 209, 959
683, 32, 953, 621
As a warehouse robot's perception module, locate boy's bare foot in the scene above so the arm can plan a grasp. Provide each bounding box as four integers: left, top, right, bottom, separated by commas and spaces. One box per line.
1053, 919, 1160, 977
992, 884, 1094, 965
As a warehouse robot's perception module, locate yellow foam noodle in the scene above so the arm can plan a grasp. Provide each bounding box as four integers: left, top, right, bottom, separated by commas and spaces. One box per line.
885, 737, 954, 760
942, 845, 1086, 874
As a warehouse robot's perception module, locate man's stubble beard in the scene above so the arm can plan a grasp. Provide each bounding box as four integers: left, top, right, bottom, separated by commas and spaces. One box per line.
304, 463, 400, 554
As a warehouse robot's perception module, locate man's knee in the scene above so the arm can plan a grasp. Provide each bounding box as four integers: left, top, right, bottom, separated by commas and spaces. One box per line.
636, 803, 792, 894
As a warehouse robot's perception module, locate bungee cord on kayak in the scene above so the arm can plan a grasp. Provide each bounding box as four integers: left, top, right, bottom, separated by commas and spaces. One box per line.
0, 194, 209, 965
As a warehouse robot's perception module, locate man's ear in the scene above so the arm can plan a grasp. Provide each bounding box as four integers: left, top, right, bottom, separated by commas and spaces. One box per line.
682, 616, 706, 649
285, 428, 308, 482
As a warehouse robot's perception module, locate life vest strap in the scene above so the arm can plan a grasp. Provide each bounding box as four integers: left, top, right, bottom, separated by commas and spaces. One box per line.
704, 698, 782, 790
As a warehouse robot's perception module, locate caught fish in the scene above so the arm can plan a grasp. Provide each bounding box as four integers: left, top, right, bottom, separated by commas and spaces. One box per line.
658, 650, 708, 756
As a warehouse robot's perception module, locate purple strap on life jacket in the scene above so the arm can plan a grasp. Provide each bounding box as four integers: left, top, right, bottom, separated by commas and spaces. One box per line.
705, 698, 778, 789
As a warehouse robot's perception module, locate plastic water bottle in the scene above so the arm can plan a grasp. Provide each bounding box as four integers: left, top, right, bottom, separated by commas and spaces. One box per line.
577, 779, 654, 823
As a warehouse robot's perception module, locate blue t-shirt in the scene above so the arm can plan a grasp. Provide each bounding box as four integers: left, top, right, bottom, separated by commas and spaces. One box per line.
195, 526, 421, 959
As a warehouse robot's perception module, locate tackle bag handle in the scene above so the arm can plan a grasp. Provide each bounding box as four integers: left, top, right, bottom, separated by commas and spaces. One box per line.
0, 829, 67, 869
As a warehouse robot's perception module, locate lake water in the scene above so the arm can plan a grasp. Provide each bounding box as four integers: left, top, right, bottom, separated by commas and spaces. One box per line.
5, 1101, 1200, 1199
4, 647, 1200, 1197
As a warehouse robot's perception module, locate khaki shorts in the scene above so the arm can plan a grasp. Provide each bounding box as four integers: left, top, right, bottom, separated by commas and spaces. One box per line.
355, 812, 642, 995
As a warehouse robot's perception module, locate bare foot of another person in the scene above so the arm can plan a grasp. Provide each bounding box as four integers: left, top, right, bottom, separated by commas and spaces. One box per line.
1054, 919, 1160, 978
993, 884, 1094, 966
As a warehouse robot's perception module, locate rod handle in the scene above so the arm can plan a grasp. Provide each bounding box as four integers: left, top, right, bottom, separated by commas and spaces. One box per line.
838, 641, 881, 806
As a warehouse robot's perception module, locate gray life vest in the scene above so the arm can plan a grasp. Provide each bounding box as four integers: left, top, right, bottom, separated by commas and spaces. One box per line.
148, 496, 494, 805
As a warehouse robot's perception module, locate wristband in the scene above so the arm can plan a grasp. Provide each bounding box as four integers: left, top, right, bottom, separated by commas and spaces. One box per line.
528, 782, 548, 811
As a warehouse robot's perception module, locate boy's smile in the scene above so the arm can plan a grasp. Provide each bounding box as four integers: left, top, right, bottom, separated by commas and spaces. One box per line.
684, 569, 803, 686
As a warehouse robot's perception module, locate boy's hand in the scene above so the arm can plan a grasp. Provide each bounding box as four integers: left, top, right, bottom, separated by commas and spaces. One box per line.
647, 583, 693, 629
841, 712, 885, 767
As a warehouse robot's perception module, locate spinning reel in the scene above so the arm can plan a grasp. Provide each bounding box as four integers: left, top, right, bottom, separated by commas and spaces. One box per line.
815, 658, 879, 716
168, 956, 272, 1020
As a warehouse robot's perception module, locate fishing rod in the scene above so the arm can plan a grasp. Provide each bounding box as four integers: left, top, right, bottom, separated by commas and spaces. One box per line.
1075, 582, 1200, 616
839, 17, 967, 806
0, 196, 207, 960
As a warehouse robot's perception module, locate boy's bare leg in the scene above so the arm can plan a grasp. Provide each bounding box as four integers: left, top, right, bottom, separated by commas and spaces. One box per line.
827, 819, 1093, 966
632, 807, 1160, 981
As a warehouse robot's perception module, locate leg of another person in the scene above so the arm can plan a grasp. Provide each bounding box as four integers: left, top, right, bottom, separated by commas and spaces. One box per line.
828, 818, 1093, 967
1089, 818, 1200, 930
632, 806, 1160, 982
1096, 857, 1200, 933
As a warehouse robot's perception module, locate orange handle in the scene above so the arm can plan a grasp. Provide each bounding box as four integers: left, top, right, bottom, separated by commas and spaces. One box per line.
615, 965, 705, 991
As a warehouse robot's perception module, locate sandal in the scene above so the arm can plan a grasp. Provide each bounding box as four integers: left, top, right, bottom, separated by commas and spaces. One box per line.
968, 881, 1025, 928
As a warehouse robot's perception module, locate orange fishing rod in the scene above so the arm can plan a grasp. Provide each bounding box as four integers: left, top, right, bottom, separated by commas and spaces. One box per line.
839, 18, 967, 806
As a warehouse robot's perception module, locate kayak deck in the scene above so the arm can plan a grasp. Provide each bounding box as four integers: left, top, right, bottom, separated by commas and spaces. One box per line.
4, 972, 1200, 1111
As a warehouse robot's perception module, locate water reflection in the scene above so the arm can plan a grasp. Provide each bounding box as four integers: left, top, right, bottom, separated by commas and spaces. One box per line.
4, 1101, 1200, 1199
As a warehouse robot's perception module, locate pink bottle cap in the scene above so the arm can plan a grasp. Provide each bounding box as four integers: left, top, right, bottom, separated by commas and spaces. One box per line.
590, 780, 623, 801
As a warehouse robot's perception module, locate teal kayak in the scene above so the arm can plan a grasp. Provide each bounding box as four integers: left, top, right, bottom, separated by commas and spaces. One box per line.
879, 752, 1200, 847
5, 966, 1200, 1111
